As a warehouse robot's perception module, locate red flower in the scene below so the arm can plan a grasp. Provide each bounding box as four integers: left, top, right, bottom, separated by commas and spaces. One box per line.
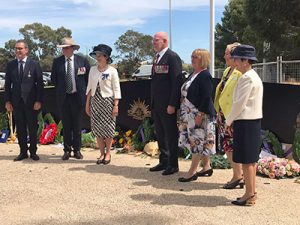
39, 123, 58, 145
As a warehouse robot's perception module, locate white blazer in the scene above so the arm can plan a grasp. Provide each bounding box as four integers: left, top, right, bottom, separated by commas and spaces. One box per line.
226, 69, 263, 126
86, 65, 121, 99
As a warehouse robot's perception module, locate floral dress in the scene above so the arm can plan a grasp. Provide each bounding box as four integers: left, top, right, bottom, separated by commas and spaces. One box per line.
178, 74, 216, 156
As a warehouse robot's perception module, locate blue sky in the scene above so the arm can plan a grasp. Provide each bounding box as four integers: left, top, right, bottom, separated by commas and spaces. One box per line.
0, 0, 228, 63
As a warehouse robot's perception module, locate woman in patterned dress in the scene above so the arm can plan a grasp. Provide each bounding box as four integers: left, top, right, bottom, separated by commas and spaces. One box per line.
214, 43, 244, 189
85, 44, 121, 165
178, 49, 216, 182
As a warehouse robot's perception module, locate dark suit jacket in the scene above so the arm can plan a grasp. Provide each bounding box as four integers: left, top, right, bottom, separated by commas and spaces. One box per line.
151, 48, 183, 112
186, 70, 215, 116
4, 58, 43, 107
51, 54, 90, 109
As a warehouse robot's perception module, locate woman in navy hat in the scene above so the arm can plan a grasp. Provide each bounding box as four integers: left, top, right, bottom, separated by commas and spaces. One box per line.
86, 44, 121, 165
225, 45, 263, 206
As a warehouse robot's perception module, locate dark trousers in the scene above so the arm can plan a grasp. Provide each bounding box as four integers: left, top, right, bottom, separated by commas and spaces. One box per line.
14, 99, 38, 155
152, 110, 179, 168
61, 93, 83, 152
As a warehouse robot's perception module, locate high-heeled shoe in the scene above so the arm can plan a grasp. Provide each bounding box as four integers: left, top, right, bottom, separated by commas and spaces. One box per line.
196, 169, 213, 177
237, 192, 257, 200
223, 178, 244, 189
232, 195, 256, 206
178, 174, 198, 182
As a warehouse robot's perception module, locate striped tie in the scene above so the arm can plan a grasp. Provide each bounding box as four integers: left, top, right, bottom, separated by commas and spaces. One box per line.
66, 58, 73, 93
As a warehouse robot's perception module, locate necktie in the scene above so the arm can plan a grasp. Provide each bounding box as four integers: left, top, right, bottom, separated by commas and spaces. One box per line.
66, 58, 73, 93
19, 60, 24, 80
155, 54, 160, 64
152, 54, 160, 74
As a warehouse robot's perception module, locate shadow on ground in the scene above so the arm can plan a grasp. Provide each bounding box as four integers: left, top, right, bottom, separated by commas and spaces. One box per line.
29, 213, 180, 225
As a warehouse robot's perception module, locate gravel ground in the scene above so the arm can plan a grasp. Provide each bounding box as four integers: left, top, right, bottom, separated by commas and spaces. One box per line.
0, 144, 299, 225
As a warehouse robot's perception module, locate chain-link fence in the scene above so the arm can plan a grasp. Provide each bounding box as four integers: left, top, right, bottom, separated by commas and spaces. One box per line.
215, 57, 300, 84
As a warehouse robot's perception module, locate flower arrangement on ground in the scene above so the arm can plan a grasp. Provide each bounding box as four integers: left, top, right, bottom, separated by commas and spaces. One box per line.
114, 129, 133, 151
257, 156, 300, 179
39, 123, 58, 145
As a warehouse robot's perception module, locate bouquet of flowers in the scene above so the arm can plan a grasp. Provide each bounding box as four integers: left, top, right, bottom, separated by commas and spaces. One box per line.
114, 129, 133, 150
39, 123, 58, 145
257, 156, 300, 179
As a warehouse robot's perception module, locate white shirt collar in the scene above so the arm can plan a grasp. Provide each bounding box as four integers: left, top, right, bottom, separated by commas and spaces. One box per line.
18, 56, 27, 63
65, 55, 74, 61
157, 47, 168, 58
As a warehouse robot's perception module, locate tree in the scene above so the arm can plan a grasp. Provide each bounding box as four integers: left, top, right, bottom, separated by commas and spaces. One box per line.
245, 0, 300, 60
215, 0, 262, 67
0, 23, 72, 71
114, 30, 155, 75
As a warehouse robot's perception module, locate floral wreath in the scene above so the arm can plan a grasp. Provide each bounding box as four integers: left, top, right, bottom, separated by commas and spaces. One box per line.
39, 123, 58, 145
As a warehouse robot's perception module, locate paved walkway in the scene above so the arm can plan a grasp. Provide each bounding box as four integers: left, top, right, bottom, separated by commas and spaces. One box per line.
0, 144, 299, 225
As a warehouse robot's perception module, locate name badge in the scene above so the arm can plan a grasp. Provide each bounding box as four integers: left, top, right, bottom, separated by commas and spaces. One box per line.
154, 64, 169, 74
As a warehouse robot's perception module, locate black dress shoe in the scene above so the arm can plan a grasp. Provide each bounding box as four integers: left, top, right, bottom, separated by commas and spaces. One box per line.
231, 195, 256, 206
103, 155, 111, 165
178, 174, 198, 182
162, 167, 179, 175
30, 154, 40, 161
196, 169, 213, 177
14, 154, 28, 161
223, 178, 244, 189
74, 151, 83, 159
62, 152, 71, 160
149, 163, 167, 172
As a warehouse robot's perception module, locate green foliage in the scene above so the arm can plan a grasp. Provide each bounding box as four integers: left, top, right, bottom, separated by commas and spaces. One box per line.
210, 155, 231, 169
81, 132, 96, 148
265, 130, 284, 158
132, 118, 155, 151
114, 29, 155, 75
0, 23, 72, 71
245, 0, 300, 60
43, 112, 56, 124
293, 129, 300, 164
54, 121, 63, 143
37, 112, 45, 140
0, 112, 8, 130
215, 0, 300, 66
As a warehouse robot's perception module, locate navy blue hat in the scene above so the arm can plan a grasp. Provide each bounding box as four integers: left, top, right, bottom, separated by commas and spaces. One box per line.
231, 44, 257, 62
90, 44, 113, 63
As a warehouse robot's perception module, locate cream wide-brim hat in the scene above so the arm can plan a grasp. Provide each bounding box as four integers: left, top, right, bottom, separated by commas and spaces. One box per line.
57, 37, 80, 50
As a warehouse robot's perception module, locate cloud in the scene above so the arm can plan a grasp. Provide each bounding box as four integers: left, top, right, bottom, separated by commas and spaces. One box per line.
0, 0, 228, 31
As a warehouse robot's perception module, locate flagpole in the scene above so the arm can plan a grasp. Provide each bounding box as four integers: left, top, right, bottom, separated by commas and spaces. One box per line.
210, 0, 215, 77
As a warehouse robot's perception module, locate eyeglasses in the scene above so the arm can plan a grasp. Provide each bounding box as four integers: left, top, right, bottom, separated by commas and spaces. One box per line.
15, 47, 24, 50
191, 55, 198, 59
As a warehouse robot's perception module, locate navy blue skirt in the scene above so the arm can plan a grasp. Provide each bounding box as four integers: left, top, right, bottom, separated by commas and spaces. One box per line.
233, 119, 261, 164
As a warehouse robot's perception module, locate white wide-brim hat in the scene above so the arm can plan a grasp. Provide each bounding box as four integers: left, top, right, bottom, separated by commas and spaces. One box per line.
57, 37, 80, 50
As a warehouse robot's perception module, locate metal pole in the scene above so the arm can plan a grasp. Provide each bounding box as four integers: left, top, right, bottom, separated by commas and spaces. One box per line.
210, 0, 215, 77
169, 0, 172, 50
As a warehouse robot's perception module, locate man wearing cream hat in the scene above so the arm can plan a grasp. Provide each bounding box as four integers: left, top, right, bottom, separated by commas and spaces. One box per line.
51, 37, 90, 160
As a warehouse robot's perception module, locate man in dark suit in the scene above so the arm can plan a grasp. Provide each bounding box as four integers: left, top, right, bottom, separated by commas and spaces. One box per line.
150, 31, 183, 175
51, 37, 90, 160
5, 39, 43, 161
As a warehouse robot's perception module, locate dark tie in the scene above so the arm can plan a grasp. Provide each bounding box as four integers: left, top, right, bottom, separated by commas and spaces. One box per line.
155, 54, 160, 64
152, 54, 160, 74
66, 58, 73, 93
19, 60, 24, 80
